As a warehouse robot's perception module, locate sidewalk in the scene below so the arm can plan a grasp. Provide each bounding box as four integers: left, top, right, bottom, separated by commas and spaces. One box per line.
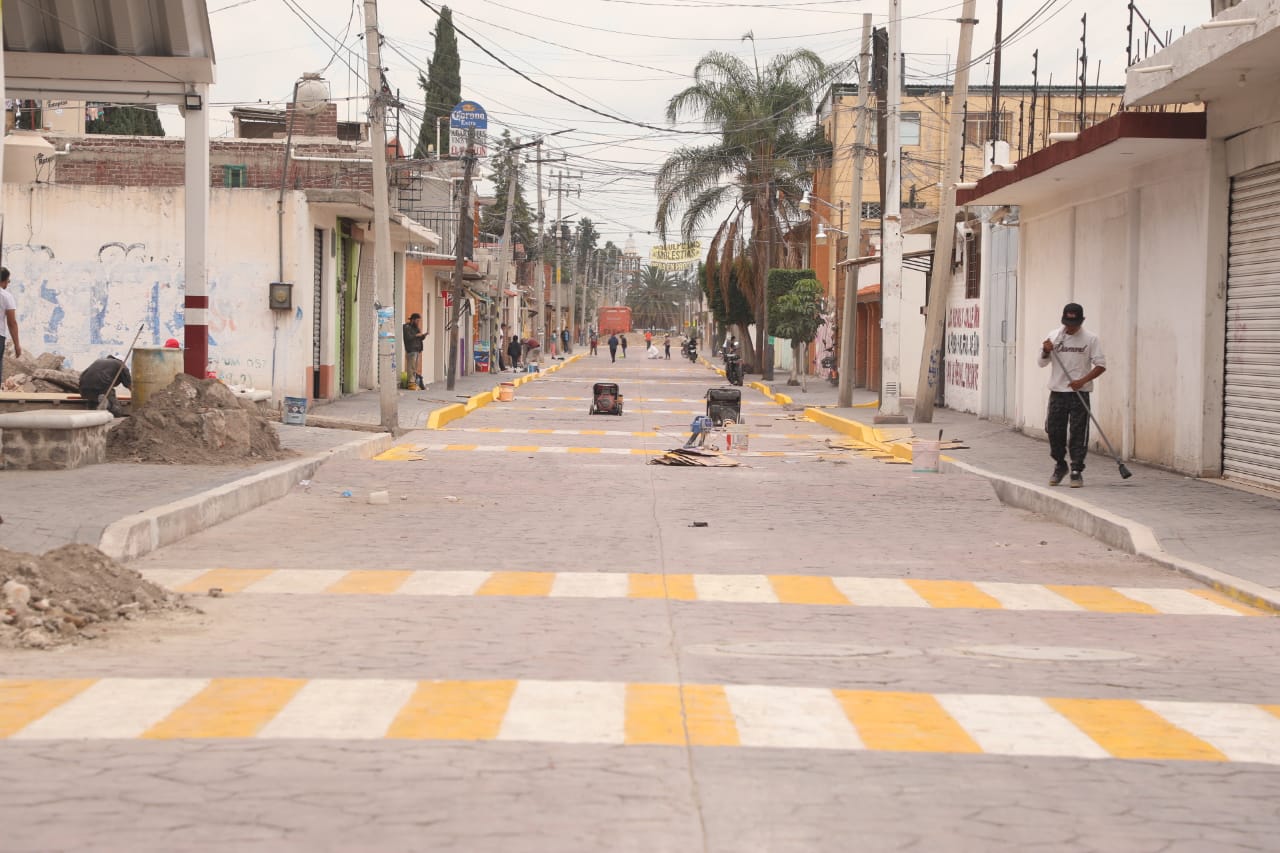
3, 359, 578, 561
762, 375, 1280, 611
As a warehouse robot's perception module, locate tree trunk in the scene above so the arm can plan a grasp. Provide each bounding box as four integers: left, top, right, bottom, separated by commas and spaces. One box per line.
787, 342, 801, 386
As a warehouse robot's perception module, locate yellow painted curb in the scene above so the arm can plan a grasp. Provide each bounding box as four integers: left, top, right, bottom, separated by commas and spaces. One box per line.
804, 407, 915, 463
775, 393, 794, 406
465, 391, 494, 412
427, 403, 467, 430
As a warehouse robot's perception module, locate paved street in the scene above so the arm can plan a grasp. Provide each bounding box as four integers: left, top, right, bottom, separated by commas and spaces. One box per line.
3, 352, 1280, 852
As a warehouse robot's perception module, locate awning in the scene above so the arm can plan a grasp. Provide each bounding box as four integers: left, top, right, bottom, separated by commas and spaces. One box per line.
837, 249, 934, 275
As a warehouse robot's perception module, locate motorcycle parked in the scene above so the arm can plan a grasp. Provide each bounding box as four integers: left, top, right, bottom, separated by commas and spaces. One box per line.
723, 349, 744, 386
682, 339, 698, 362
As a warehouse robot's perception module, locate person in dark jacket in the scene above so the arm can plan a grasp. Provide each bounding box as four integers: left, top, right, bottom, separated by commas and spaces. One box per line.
79, 356, 132, 417
403, 313, 427, 389
607, 333, 619, 363
507, 334, 523, 371
619, 334, 628, 359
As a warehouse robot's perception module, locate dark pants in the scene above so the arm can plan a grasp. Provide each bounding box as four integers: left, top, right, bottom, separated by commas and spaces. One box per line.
609, 345, 617, 363
0, 335, 6, 383
1047, 390, 1090, 472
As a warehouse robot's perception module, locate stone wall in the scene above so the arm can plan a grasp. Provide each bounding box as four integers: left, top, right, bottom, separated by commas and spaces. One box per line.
1, 424, 109, 469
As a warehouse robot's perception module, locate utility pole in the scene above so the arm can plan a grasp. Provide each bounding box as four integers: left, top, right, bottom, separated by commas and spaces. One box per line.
989, 0, 1005, 164
446, 128, 476, 390
495, 138, 520, 360
550, 169, 582, 354
873, 25, 889, 400
913, 0, 978, 423
362, 0, 397, 431
875, 0, 906, 424
838, 13, 873, 408
526, 143, 565, 359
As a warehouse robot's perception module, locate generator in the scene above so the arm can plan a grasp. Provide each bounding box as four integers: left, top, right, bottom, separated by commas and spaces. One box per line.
705, 386, 742, 427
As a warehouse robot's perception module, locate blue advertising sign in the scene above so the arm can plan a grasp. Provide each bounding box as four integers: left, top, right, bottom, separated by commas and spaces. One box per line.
449, 101, 488, 130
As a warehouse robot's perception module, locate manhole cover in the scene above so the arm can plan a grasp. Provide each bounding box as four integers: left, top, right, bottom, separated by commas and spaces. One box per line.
949, 645, 1138, 662
686, 642, 918, 660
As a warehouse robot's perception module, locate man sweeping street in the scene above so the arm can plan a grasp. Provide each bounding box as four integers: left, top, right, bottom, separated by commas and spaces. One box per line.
1040, 302, 1107, 488
79, 355, 133, 417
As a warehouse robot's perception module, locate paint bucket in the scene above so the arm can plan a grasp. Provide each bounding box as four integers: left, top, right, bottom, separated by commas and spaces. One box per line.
283, 396, 308, 426
131, 347, 184, 408
912, 439, 942, 473
497, 383, 515, 402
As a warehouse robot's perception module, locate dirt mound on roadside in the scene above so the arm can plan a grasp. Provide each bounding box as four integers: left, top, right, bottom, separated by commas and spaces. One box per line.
0, 545, 180, 650
108, 373, 295, 465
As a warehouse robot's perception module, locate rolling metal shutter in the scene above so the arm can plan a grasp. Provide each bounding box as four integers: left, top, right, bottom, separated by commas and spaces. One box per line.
1224, 163, 1280, 489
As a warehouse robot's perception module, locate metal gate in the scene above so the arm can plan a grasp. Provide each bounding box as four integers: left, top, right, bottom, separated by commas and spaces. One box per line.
312, 229, 323, 398
1224, 162, 1280, 489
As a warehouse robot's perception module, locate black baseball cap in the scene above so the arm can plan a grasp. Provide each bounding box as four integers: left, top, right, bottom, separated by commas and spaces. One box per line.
408, 312, 421, 320
1061, 303, 1085, 325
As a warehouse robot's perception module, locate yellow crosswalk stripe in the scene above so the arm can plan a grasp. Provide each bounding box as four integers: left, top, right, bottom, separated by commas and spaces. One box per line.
1189, 589, 1266, 616
387, 680, 516, 740
1045, 585, 1159, 614
835, 690, 983, 754
176, 569, 273, 594
625, 683, 686, 746
628, 573, 697, 601
907, 580, 1005, 610
1046, 698, 1227, 761
325, 570, 413, 595
478, 571, 556, 597
768, 575, 850, 606
0, 679, 96, 738
143, 678, 305, 739
684, 684, 740, 746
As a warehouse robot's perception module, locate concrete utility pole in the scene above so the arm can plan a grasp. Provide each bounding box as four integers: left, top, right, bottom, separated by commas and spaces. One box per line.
362, 0, 397, 431
913, 0, 978, 423
495, 139, 519, 355
838, 13, 874, 409
526, 143, 565, 360
550, 170, 582, 354
875, 0, 907, 424
446, 128, 476, 390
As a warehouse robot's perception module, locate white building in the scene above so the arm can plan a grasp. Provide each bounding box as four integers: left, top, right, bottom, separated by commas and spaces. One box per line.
956, 0, 1280, 490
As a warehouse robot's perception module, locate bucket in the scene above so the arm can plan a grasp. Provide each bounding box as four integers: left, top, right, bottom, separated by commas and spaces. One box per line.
726, 424, 749, 454
283, 396, 308, 425
497, 382, 515, 402
912, 439, 942, 472
131, 347, 184, 407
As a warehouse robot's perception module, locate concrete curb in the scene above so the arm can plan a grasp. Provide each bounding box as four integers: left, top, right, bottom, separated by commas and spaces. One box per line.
804, 409, 1280, 613
426, 353, 585, 429
942, 457, 1280, 615
98, 432, 397, 563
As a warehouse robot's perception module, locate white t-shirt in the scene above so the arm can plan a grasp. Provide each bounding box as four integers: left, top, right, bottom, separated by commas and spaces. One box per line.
1039, 325, 1106, 392
0, 287, 15, 340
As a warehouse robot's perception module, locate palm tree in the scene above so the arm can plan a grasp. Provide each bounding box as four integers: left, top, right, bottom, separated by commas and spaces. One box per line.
655, 44, 831, 378
627, 265, 680, 331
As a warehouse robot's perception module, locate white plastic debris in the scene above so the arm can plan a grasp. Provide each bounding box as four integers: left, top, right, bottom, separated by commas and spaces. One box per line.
368, 490, 390, 505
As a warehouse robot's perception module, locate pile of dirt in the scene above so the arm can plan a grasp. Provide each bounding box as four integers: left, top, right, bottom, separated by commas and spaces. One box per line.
1, 544, 179, 650
0, 345, 82, 393
108, 373, 296, 465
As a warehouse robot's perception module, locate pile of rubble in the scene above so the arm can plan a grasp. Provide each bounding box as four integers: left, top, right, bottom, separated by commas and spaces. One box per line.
108, 372, 295, 465
1, 544, 179, 650
0, 346, 81, 394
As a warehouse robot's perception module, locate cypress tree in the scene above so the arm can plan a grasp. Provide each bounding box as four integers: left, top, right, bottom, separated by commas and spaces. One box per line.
414, 6, 461, 158
86, 104, 165, 136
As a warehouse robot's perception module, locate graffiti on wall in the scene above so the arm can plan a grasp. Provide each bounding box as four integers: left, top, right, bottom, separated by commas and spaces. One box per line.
945, 303, 981, 391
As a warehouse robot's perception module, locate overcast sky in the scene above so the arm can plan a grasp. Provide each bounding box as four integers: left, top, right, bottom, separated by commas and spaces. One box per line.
180, 0, 1214, 256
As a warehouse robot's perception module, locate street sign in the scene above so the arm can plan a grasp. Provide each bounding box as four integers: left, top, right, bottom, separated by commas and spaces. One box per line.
449, 100, 488, 130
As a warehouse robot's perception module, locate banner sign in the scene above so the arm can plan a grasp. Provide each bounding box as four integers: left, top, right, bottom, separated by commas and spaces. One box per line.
449, 128, 487, 158
649, 241, 702, 270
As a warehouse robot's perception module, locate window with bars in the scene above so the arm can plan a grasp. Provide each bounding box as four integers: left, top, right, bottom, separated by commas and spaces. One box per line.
964, 227, 981, 299
861, 202, 882, 220
964, 112, 1014, 147
222, 165, 247, 188
1054, 112, 1111, 133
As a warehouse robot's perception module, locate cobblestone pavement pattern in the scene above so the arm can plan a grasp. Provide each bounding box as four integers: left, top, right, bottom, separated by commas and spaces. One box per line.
3, 352, 1279, 852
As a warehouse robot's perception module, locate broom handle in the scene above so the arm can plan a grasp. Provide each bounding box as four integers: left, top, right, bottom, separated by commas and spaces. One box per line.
1049, 341, 1122, 461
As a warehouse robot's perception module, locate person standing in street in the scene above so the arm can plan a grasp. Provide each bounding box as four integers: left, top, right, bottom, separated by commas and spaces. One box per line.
507, 334, 523, 372
589, 333, 598, 356
620, 334, 628, 359
561, 327, 571, 356
0, 267, 21, 382
1040, 302, 1107, 488
607, 333, 619, 363
402, 313, 427, 390
663, 335, 671, 359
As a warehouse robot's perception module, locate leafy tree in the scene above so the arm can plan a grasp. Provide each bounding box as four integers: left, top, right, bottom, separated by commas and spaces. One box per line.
656, 46, 831, 377
771, 277, 826, 386
573, 218, 600, 277
86, 105, 164, 136
414, 6, 461, 159
480, 130, 536, 255
700, 260, 752, 344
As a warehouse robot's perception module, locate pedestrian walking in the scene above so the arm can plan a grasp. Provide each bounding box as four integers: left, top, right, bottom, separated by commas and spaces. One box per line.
402, 313, 427, 389
620, 334, 628, 359
507, 334, 523, 372
561, 327, 571, 355
663, 335, 671, 359
1040, 302, 1107, 488
607, 333, 619, 363
589, 333, 598, 356
644, 330, 653, 348
0, 267, 21, 383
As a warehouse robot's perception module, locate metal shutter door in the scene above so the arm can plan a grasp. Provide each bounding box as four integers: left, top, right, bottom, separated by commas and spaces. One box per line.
1224, 163, 1280, 489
